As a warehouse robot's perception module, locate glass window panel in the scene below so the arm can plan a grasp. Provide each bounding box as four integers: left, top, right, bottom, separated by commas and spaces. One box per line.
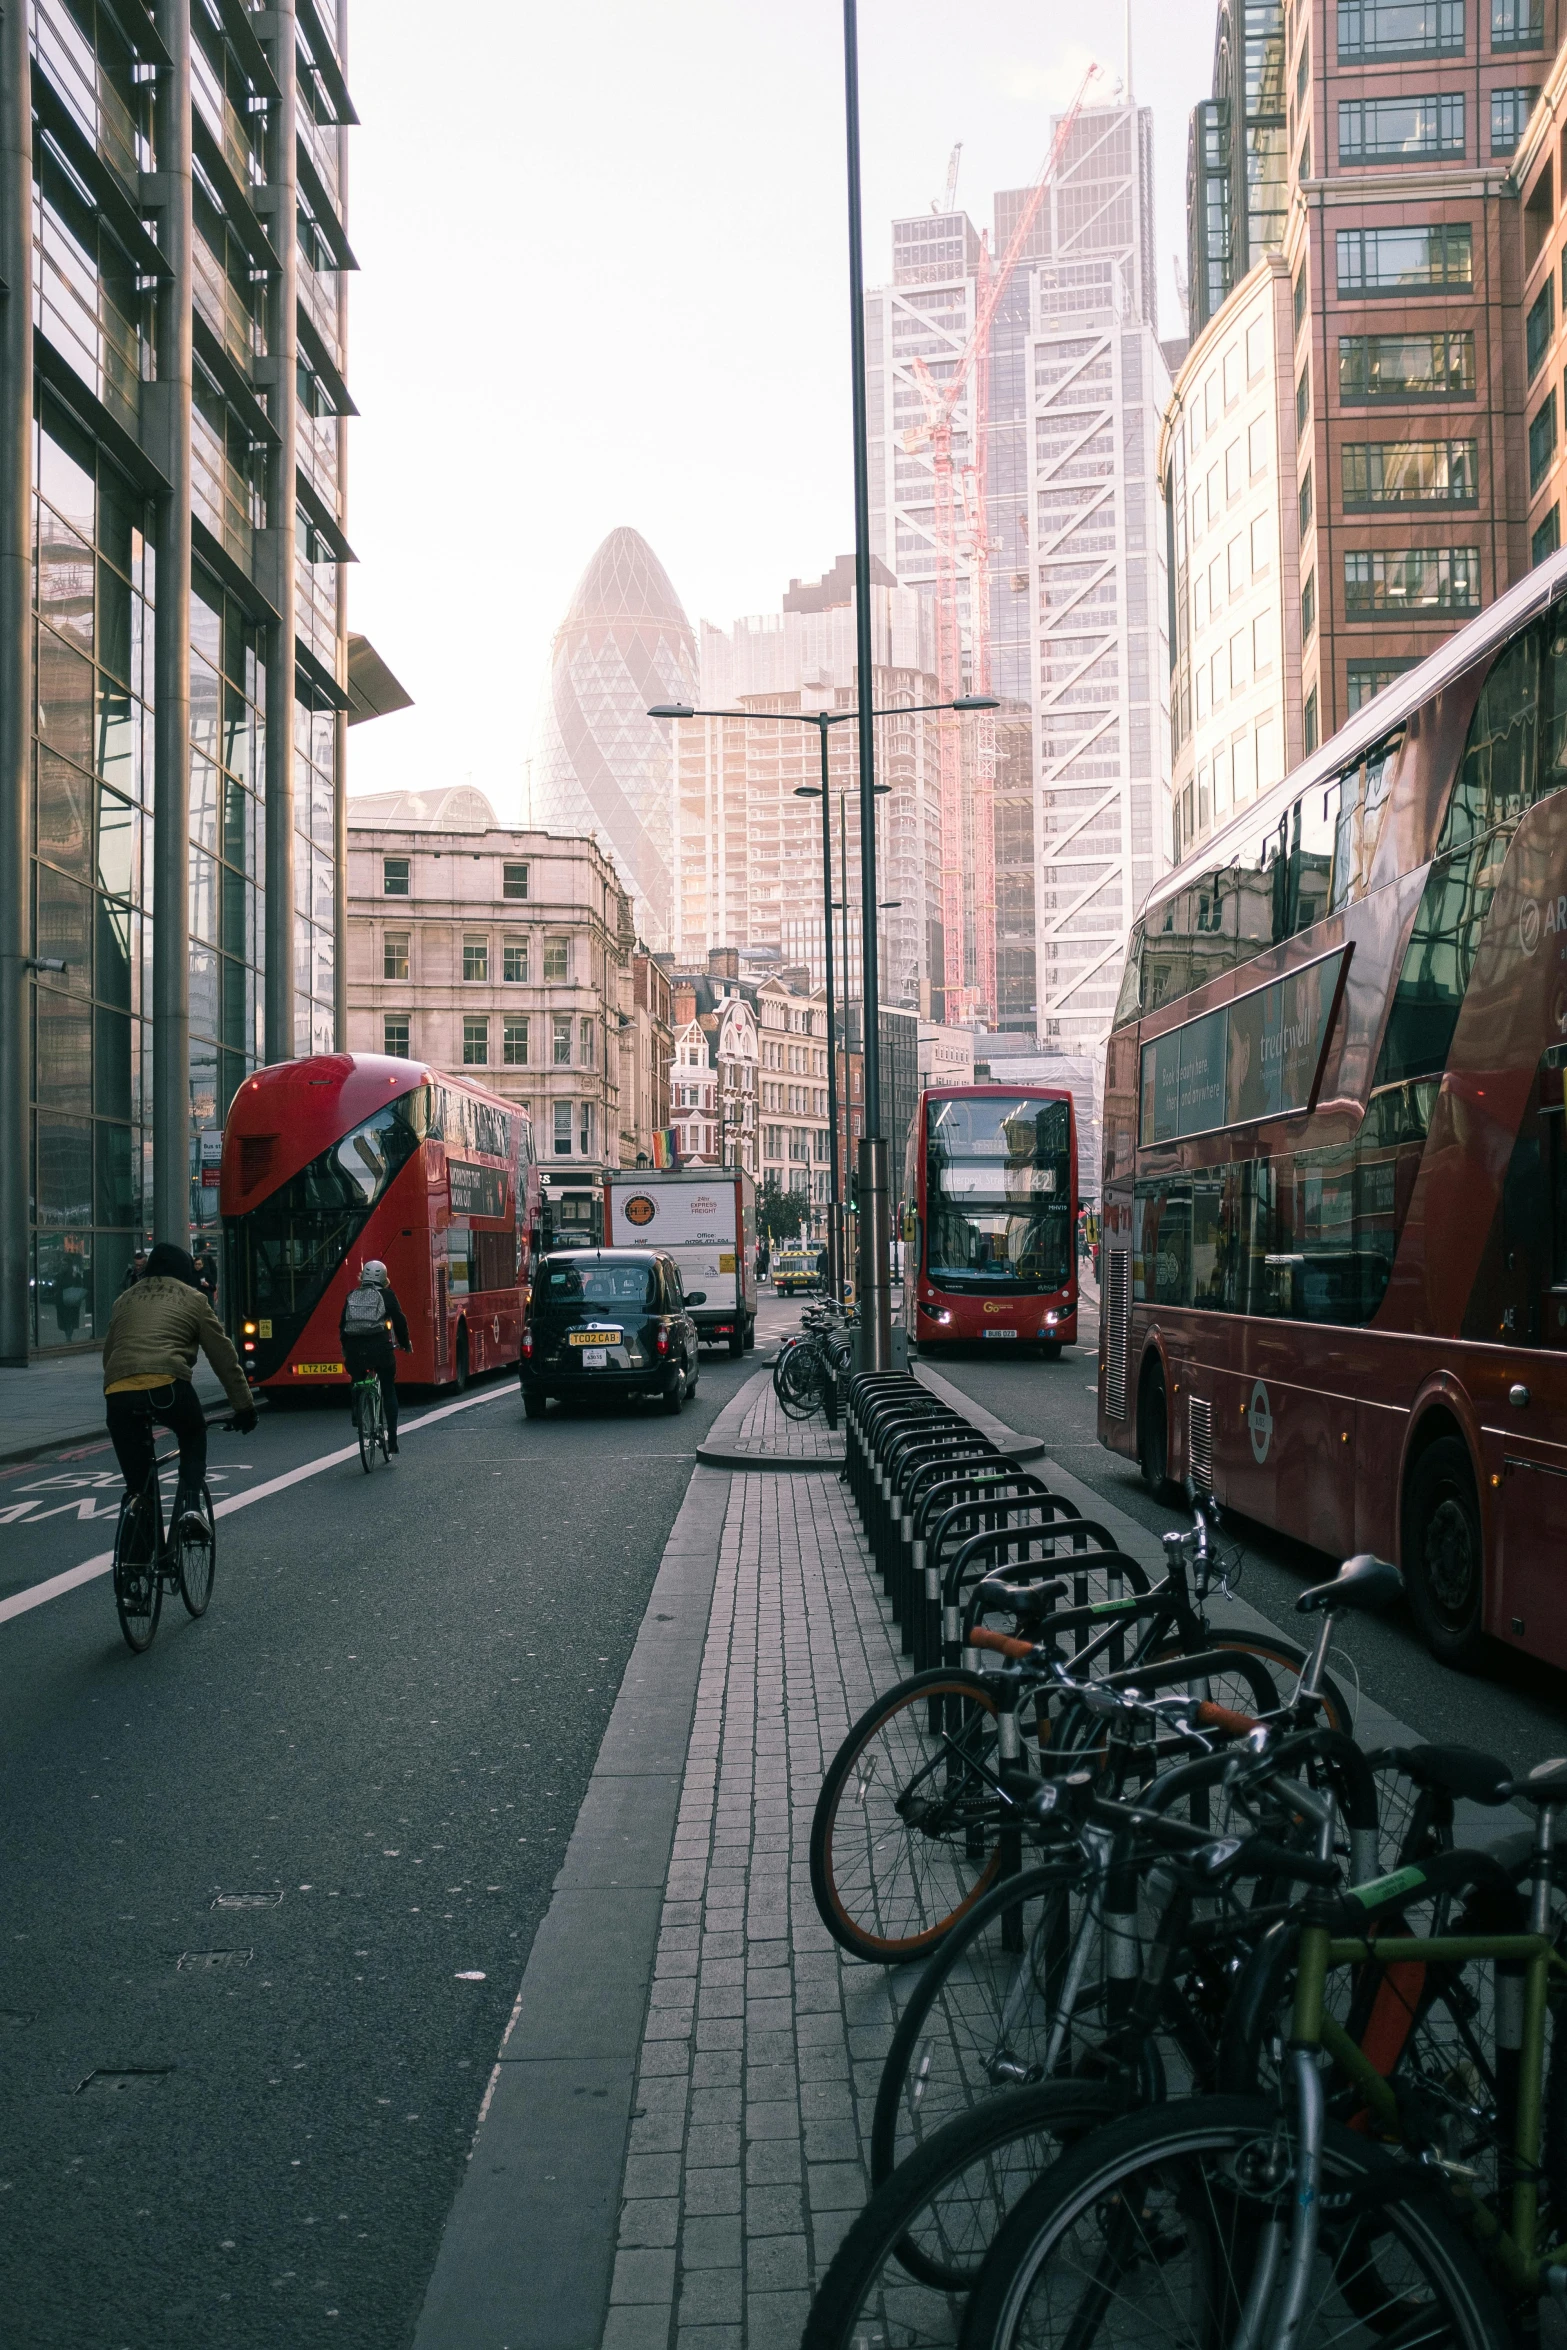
37, 624, 94, 770
223, 678, 251, 785
222, 954, 247, 1052
221, 860, 247, 959
223, 776, 248, 872
36, 747, 92, 879
34, 1229, 95, 1349
94, 1005, 131, 1119
96, 556, 130, 684
189, 650, 220, 763
189, 752, 220, 856
190, 581, 221, 670
35, 512, 93, 651
38, 415, 96, 541
188, 1036, 218, 1132
95, 894, 133, 1012
36, 862, 93, 988
96, 676, 135, 798
311, 847, 334, 927
189, 943, 219, 1044
189, 847, 217, 946
36, 987, 92, 1114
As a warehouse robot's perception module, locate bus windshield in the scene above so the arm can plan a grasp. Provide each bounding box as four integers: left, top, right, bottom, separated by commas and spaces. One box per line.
925, 1096, 1072, 1295
229, 1098, 424, 1331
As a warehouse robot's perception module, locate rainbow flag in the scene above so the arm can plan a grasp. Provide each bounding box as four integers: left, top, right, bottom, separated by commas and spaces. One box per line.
651, 1129, 678, 1169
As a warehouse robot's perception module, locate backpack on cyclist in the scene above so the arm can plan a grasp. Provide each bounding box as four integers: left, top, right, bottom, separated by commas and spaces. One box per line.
342, 1283, 387, 1335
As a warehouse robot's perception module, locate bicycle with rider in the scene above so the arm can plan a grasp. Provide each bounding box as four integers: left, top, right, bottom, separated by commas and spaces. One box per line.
339, 1259, 411, 1454
102, 1242, 257, 1523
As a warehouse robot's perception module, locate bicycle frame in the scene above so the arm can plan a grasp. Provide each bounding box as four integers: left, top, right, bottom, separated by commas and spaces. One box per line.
1281, 1792, 1567, 2298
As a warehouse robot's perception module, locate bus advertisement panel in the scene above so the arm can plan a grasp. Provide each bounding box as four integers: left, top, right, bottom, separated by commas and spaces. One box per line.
220, 1054, 536, 1392
903, 1085, 1078, 1355
1097, 544, 1567, 1671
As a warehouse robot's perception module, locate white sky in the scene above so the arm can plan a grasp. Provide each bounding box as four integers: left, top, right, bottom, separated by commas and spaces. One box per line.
345, 0, 1216, 820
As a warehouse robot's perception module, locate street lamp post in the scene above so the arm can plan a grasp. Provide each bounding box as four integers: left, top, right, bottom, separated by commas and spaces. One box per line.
647, 695, 997, 1313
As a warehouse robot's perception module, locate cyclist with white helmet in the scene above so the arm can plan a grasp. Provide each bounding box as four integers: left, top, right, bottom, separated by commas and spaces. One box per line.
339, 1259, 411, 1453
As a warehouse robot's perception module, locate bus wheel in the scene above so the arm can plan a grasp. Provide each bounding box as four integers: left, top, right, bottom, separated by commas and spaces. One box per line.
1038, 1341, 1062, 1362
1137, 1356, 1171, 1499
453, 1325, 469, 1393
1405, 1435, 1485, 1670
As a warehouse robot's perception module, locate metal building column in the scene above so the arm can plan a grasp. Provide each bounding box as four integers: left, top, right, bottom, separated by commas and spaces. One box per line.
333, 706, 348, 1046
150, 0, 194, 1249
259, 3, 298, 1064
0, 0, 34, 1359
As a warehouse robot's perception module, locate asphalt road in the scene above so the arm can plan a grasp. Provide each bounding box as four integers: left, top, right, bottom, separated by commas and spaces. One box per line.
0, 1308, 791, 2350
930, 1291, 1567, 1776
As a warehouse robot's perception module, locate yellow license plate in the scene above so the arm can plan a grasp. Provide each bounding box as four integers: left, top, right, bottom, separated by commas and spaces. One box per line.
569, 1329, 621, 1347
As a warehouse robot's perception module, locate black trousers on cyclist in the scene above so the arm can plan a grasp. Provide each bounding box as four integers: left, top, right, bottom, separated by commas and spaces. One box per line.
105, 1379, 208, 1502
343, 1335, 399, 1441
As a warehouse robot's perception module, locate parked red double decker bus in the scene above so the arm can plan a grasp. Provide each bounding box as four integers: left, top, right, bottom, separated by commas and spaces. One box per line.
220, 1053, 537, 1393
1097, 547, 1567, 1672
903, 1085, 1079, 1357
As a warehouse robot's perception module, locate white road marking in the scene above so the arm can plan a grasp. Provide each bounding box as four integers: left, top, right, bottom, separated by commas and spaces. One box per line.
0, 1382, 518, 1629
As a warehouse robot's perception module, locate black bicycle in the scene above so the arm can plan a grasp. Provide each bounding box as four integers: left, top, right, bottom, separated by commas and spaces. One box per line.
111, 1410, 241, 1653
351, 1366, 389, 1472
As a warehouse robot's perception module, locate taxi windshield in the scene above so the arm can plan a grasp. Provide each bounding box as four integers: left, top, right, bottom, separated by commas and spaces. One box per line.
545, 1260, 657, 1308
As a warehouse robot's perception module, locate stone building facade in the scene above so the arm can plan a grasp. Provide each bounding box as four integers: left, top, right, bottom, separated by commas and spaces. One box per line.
344, 789, 651, 1166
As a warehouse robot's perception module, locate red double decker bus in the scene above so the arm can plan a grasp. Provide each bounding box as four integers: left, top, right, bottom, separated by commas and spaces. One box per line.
220, 1053, 536, 1393
1097, 547, 1567, 1672
903, 1085, 1079, 1357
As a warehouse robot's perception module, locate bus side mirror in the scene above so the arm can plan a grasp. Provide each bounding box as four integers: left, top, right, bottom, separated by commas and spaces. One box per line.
686, 1291, 706, 1306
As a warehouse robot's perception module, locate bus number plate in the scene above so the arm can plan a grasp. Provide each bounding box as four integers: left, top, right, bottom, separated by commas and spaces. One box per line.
983, 1329, 1019, 1341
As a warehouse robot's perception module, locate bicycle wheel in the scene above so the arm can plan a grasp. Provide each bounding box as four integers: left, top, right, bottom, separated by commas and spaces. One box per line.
870, 1861, 1088, 2201
355, 1383, 378, 1473
176, 1482, 217, 1618
112, 1488, 162, 1654
962, 2094, 1505, 2350
810, 1669, 1005, 1963
1153, 1623, 1352, 1736
802, 2083, 1120, 2350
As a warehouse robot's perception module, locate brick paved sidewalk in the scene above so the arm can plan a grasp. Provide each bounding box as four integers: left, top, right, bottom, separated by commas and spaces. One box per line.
604, 1467, 900, 2348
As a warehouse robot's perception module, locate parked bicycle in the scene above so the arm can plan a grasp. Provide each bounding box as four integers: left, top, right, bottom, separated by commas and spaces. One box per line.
111, 1412, 246, 1653
773, 1300, 855, 1426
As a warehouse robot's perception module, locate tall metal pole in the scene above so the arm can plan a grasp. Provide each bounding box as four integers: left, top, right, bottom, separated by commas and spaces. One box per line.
152, 0, 194, 1248
261, 0, 299, 1067
816, 720, 843, 1302
0, 0, 34, 1359
842, 0, 891, 1368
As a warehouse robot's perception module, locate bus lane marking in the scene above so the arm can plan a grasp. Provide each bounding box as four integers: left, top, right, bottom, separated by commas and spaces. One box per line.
0, 1382, 518, 1629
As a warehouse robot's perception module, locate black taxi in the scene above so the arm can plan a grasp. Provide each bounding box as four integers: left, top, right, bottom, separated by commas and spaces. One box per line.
520, 1248, 703, 1418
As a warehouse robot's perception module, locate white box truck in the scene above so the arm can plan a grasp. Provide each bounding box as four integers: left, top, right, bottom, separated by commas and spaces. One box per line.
603, 1168, 757, 1356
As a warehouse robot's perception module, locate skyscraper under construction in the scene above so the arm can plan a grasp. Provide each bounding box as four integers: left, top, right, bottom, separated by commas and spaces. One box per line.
864, 97, 1176, 1048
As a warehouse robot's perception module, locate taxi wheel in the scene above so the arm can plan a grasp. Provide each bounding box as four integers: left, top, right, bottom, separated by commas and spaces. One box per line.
663, 1376, 684, 1416
522, 1391, 547, 1421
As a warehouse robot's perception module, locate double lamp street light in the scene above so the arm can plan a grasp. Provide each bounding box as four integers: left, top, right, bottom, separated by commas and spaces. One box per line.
647, 694, 998, 1313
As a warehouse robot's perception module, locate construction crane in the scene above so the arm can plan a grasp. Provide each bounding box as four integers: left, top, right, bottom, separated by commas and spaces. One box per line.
902, 63, 1102, 1025
932, 141, 963, 214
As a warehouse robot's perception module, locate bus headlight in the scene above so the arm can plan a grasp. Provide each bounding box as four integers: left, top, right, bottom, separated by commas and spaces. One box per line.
1043, 1310, 1059, 1326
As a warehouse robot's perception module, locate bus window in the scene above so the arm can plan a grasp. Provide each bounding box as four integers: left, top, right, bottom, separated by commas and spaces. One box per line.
1374, 830, 1502, 1087
1112, 924, 1144, 1026
1330, 738, 1399, 912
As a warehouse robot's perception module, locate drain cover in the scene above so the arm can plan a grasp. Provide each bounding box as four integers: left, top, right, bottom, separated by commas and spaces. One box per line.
76, 2067, 173, 2094
178, 1949, 252, 1971
212, 1892, 283, 1910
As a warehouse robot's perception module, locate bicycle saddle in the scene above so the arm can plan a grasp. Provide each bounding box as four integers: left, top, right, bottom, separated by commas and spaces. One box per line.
1296, 1553, 1403, 1615
1382, 1743, 1512, 1807
1514, 1756, 1567, 1806
973, 1575, 1067, 1619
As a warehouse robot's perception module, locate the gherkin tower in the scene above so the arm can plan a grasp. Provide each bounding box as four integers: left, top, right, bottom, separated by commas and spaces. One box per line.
535, 528, 697, 949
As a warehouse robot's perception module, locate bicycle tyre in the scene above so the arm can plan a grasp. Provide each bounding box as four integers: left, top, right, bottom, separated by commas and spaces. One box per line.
961, 2093, 1505, 2350
870, 1860, 1085, 2199
113, 1489, 162, 1654
1156, 1622, 1353, 1737
355, 1384, 378, 1474
809, 1668, 1005, 1964
802, 2082, 1121, 2350
176, 1481, 217, 1618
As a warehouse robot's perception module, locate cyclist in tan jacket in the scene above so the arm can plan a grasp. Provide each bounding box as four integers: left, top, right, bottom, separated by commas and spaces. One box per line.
102, 1243, 256, 1520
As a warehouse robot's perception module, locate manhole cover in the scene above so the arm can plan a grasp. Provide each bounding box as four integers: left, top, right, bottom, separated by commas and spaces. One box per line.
178, 1949, 252, 1971
212, 1892, 283, 1910
75, 2067, 173, 2095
